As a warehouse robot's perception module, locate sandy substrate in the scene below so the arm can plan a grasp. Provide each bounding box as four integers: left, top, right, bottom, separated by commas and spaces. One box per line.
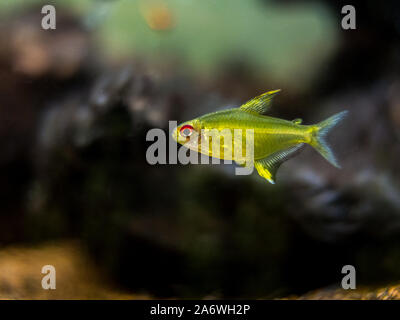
0, 240, 398, 300
0, 241, 150, 299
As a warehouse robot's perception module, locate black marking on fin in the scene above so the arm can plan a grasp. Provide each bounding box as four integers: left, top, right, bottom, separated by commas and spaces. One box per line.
235, 160, 246, 167
254, 144, 304, 184
240, 89, 281, 115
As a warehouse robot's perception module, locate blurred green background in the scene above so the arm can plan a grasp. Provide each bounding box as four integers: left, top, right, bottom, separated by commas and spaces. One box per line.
0, 0, 338, 88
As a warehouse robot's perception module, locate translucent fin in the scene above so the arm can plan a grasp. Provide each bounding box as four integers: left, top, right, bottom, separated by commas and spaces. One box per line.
254, 144, 305, 184
240, 89, 281, 115
292, 118, 302, 124
310, 110, 349, 168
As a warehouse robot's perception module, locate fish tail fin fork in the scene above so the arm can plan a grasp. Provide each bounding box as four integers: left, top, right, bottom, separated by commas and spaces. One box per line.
310, 110, 349, 168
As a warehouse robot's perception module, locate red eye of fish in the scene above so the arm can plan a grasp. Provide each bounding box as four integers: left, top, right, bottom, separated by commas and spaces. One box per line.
180, 125, 193, 137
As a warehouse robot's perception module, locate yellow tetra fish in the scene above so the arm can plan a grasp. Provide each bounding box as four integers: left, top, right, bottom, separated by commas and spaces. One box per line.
173, 90, 348, 184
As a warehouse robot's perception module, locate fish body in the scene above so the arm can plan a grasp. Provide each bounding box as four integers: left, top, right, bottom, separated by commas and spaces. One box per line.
194, 108, 307, 160
173, 90, 348, 184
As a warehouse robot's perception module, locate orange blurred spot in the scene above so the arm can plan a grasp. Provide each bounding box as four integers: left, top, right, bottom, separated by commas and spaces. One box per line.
140, 1, 175, 31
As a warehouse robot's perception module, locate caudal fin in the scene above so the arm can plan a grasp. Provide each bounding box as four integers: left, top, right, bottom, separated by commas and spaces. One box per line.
310, 110, 348, 168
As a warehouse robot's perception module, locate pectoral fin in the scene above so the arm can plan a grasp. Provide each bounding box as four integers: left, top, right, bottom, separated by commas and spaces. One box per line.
254, 144, 304, 184
240, 89, 281, 115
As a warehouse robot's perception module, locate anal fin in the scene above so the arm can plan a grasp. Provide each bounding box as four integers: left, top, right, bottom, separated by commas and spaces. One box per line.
254, 144, 304, 184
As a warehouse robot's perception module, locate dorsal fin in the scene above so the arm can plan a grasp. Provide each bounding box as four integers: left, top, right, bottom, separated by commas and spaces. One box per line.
292, 118, 302, 124
240, 89, 281, 115
254, 144, 304, 184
